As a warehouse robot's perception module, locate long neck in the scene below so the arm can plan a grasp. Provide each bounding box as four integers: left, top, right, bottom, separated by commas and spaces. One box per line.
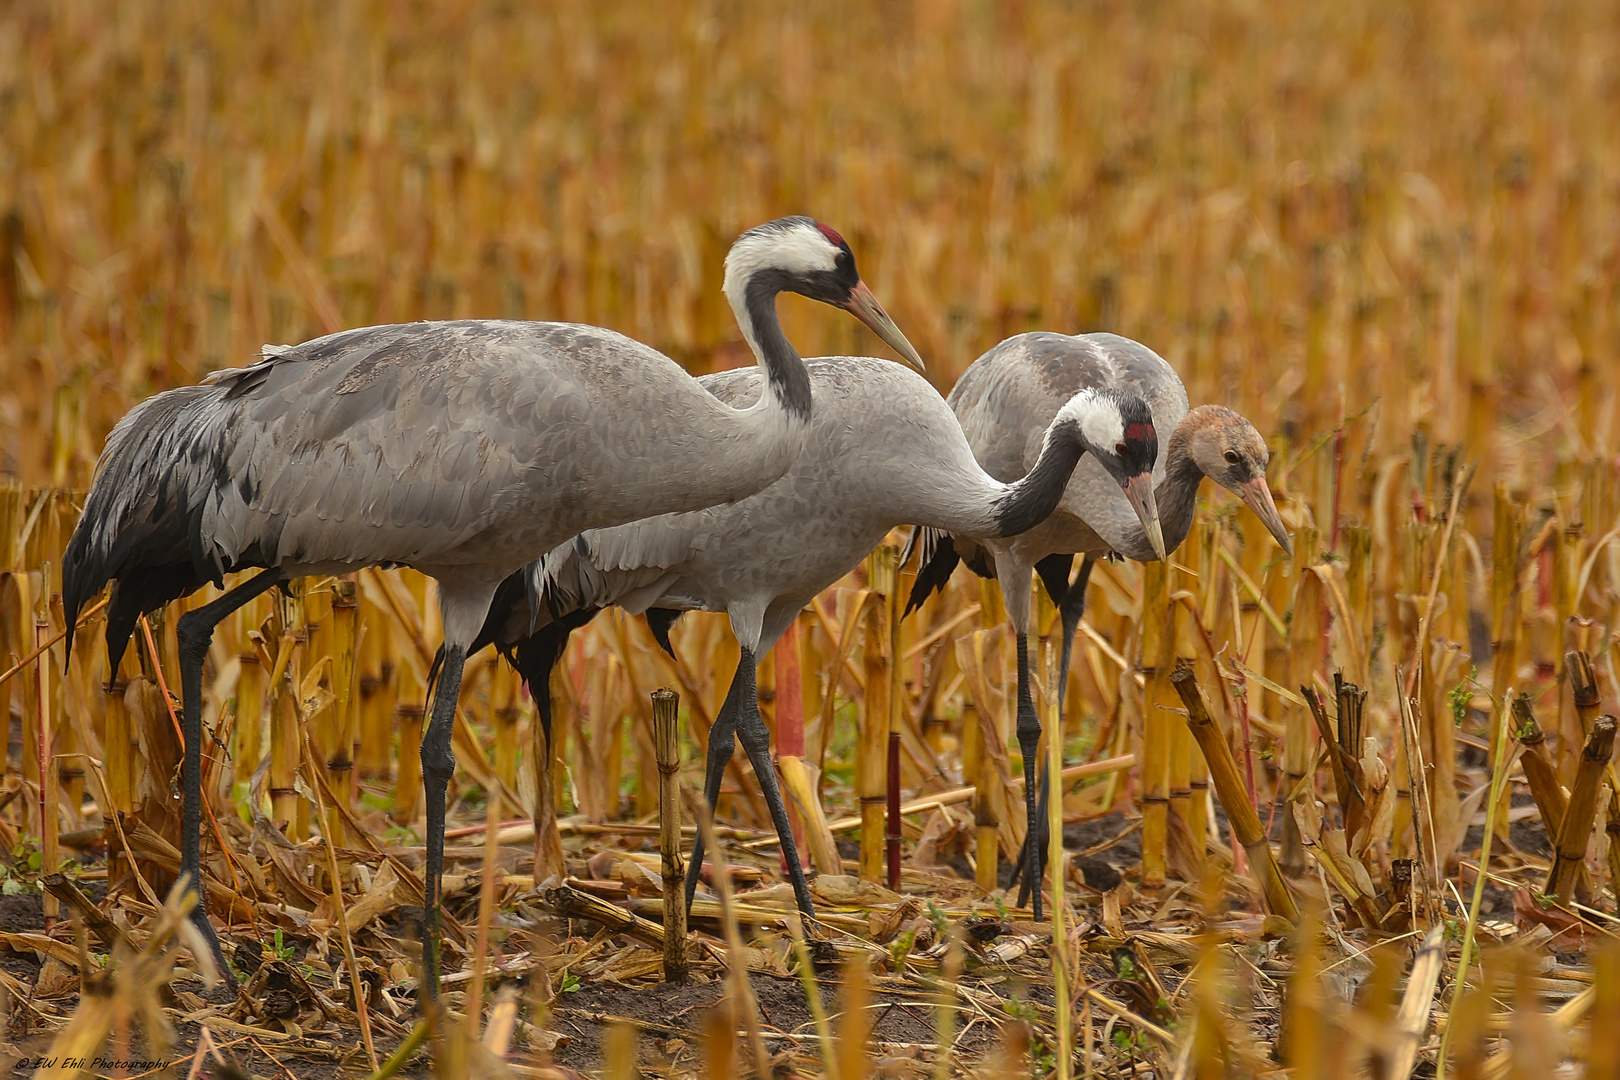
734, 271, 814, 422
637, 266, 814, 514
989, 419, 1087, 538
1155, 422, 1207, 552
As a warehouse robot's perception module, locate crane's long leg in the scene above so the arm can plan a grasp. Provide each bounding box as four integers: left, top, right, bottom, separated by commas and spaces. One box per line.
420, 642, 466, 1000
684, 657, 746, 915
1016, 554, 1095, 907
731, 645, 817, 927
1013, 630, 1043, 921
509, 615, 588, 895
511, 610, 596, 757
988, 557, 1044, 919
174, 568, 285, 985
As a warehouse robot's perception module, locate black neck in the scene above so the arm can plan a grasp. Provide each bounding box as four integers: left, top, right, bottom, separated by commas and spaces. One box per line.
743, 271, 814, 421
1156, 426, 1207, 552
993, 418, 1087, 537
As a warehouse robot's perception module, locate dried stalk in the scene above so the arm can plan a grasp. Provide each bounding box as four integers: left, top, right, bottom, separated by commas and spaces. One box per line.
0, 593, 110, 693
883, 545, 906, 884
1303, 687, 1357, 835
1281, 528, 1322, 877
837, 952, 872, 1080
956, 707, 994, 891
1512, 693, 1568, 838
1396, 683, 1440, 925
303, 580, 337, 826
467, 783, 504, 1032
530, 658, 568, 883
1171, 663, 1298, 921
1590, 940, 1620, 1080
860, 545, 897, 882
785, 913, 839, 1080
1437, 696, 1516, 1078
234, 613, 265, 790
695, 804, 769, 1074
1567, 650, 1620, 895
1335, 674, 1368, 837
491, 660, 522, 790
393, 658, 425, 827
357, 596, 394, 780
1489, 485, 1523, 837
1140, 560, 1172, 887
814, 754, 1134, 836
41, 873, 133, 952
269, 623, 304, 839
1388, 924, 1446, 1080
1171, 586, 1208, 868
779, 755, 840, 874
537, 882, 667, 947
303, 730, 379, 1073
1548, 715, 1616, 903
102, 645, 138, 883
957, 622, 1005, 890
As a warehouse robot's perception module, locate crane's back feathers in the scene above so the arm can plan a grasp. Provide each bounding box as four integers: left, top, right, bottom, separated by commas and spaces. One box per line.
479, 354, 1077, 663
947, 331, 1188, 562
64, 318, 810, 668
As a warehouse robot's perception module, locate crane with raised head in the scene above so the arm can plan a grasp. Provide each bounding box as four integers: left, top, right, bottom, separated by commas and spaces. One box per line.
60, 216, 924, 996
447, 354, 1163, 926
903, 331, 1293, 918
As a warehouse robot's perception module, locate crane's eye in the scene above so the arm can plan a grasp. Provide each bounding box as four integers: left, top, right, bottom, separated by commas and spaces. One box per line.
1115, 443, 1128, 457
1224, 450, 1242, 465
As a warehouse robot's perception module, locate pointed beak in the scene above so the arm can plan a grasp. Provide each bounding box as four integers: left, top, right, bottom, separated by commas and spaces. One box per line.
1240, 476, 1293, 556
1121, 472, 1167, 561
843, 280, 926, 374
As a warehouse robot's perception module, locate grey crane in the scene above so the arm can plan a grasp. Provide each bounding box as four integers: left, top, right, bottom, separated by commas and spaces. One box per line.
445, 355, 1163, 927
903, 331, 1292, 918
59, 216, 925, 995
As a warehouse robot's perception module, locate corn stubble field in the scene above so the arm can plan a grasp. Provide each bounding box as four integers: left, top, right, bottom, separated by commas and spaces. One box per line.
2, 0, 1620, 1076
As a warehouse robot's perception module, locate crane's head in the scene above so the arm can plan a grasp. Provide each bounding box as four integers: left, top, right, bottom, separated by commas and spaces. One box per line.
1056, 388, 1166, 560
723, 216, 926, 373
1183, 406, 1293, 556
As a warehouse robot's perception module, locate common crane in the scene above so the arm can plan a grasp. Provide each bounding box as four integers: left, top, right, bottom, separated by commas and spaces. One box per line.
61, 217, 924, 995
448, 355, 1162, 926
904, 331, 1291, 917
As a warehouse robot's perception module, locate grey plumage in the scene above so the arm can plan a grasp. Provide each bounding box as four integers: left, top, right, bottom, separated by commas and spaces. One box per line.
912, 331, 1187, 579
74, 321, 807, 602
506, 357, 1158, 657
909, 330, 1292, 624
903, 330, 1293, 918
59, 215, 926, 996
461, 355, 1161, 924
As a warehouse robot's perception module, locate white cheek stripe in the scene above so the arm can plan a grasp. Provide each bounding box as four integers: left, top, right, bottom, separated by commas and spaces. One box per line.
723, 222, 839, 289
1081, 409, 1124, 450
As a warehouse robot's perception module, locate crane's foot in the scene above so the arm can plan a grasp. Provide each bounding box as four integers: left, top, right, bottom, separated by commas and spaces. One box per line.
804, 933, 841, 971
189, 903, 239, 991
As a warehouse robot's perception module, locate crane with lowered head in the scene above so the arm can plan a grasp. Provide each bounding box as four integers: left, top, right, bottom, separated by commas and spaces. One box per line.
905, 331, 1292, 918
442, 353, 1163, 927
